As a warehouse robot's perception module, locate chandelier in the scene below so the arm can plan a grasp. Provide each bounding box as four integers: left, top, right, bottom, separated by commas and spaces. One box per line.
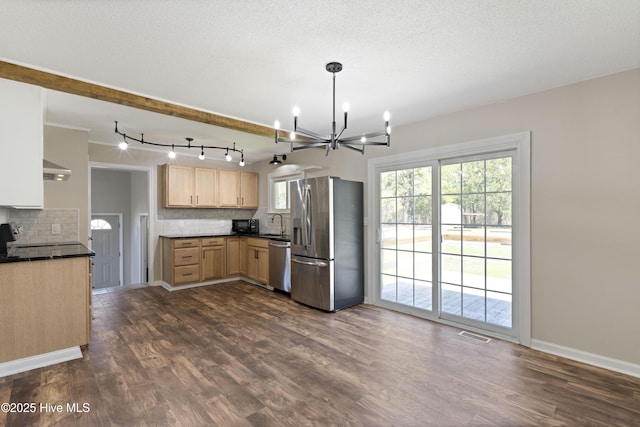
274, 62, 390, 155
114, 121, 245, 166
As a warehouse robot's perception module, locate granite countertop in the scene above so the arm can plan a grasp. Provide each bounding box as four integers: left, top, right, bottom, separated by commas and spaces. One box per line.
160, 233, 291, 242
0, 242, 95, 264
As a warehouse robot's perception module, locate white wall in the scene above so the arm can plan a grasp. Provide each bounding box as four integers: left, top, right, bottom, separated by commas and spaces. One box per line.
254, 68, 640, 367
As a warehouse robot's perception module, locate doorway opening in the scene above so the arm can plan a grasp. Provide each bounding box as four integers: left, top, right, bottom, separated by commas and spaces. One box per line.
90, 165, 151, 287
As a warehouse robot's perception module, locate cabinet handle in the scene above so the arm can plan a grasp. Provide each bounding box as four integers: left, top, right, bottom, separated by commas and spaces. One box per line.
242, 197, 244, 205
183, 272, 193, 276
190, 195, 193, 204
197, 195, 199, 204
182, 255, 192, 259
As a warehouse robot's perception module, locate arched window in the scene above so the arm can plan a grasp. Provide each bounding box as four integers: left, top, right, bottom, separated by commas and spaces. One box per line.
90, 219, 112, 230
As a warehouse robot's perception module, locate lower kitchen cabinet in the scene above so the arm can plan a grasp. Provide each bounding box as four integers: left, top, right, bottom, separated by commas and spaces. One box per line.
246, 238, 269, 285
162, 237, 201, 286
201, 237, 225, 280
0, 257, 91, 363
226, 237, 242, 276
161, 235, 273, 288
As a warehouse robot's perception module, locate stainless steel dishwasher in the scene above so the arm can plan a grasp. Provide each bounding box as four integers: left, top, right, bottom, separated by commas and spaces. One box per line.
269, 240, 291, 293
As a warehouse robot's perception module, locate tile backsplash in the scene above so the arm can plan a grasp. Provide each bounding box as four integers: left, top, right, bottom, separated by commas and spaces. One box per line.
7, 208, 79, 244
156, 208, 290, 237
157, 219, 233, 236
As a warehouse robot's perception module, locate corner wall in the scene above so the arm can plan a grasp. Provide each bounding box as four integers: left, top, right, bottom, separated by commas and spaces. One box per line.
256, 69, 640, 368
43, 126, 89, 244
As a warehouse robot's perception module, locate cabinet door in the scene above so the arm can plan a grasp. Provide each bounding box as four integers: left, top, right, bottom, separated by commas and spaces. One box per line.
240, 172, 259, 208
257, 247, 269, 284
246, 247, 259, 281
165, 165, 194, 207
0, 79, 43, 207
239, 238, 247, 276
226, 237, 241, 276
202, 245, 225, 280
195, 168, 218, 207
218, 169, 240, 207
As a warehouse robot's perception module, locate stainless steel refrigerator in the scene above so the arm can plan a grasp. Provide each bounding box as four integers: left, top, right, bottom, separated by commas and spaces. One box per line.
290, 176, 364, 311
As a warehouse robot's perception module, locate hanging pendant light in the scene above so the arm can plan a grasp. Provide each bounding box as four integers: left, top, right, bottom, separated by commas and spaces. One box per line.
273, 62, 391, 155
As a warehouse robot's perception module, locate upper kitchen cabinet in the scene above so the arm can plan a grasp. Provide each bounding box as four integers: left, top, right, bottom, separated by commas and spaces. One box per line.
0, 78, 44, 208
219, 170, 258, 208
163, 164, 218, 208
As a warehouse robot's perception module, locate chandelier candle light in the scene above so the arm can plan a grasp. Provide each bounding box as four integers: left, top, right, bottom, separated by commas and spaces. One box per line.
114, 121, 246, 166
274, 62, 390, 155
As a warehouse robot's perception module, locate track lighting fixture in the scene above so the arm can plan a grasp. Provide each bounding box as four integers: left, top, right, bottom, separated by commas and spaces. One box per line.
114, 121, 246, 166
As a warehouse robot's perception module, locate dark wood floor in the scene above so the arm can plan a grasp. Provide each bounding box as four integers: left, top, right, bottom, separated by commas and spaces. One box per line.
1, 281, 639, 426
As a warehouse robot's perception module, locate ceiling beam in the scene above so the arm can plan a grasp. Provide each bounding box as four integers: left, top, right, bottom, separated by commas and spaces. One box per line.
0, 60, 275, 138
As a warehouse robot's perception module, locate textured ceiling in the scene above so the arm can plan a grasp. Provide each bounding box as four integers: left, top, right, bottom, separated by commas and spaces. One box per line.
1, 0, 639, 164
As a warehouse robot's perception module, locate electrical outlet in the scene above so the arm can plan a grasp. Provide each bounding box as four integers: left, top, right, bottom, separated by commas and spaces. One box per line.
51, 223, 61, 235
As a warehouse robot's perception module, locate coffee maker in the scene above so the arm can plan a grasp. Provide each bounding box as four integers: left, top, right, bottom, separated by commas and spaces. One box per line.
0, 223, 16, 257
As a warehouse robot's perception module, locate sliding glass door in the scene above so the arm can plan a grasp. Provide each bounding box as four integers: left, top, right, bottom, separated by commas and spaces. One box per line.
439, 154, 514, 331
379, 164, 435, 311
376, 149, 519, 338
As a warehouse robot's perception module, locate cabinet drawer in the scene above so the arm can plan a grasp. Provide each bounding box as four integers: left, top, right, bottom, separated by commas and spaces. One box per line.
246, 237, 269, 248
173, 238, 200, 249
173, 264, 200, 284
201, 237, 224, 246
174, 247, 200, 266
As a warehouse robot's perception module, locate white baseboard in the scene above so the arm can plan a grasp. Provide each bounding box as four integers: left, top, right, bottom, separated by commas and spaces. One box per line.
159, 277, 271, 292
0, 347, 82, 378
531, 339, 640, 378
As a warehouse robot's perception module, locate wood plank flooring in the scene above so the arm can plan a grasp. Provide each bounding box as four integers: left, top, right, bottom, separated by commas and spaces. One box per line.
1, 281, 639, 426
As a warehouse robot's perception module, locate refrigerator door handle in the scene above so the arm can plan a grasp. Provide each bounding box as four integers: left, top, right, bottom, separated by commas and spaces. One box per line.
291, 258, 328, 268
301, 184, 312, 250
306, 186, 312, 249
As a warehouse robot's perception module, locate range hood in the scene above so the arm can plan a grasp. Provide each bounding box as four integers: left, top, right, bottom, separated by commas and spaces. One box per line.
43, 159, 71, 181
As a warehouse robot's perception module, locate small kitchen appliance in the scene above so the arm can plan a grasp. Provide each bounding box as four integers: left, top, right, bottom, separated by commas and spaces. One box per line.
231, 219, 259, 235
0, 223, 16, 257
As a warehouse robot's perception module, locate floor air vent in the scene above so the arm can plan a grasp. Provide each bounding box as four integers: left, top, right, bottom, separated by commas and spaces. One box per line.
458, 330, 492, 343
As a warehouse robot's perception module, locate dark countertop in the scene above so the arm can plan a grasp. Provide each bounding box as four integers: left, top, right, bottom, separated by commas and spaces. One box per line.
159, 233, 291, 242
0, 242, 95, 264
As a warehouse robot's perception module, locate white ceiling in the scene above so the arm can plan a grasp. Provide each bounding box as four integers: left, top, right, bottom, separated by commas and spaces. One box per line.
1, 0, 639, 164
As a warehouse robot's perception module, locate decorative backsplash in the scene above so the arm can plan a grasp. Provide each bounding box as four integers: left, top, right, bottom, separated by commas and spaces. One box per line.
157, 208, 290, 237
7, 208, 79, 244
253, 208, 290, 236
157, 219, 233, 236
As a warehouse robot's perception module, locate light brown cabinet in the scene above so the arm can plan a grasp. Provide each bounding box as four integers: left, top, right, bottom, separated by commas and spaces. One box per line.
164, 165, 256, 208
162, 238, 201, 286
165, 164, 194, 207
226, 237, 249, 277
246, 238, 269, 285
218, 170, 259, 208
162, 236, 272, 287
0, 257, 91, 363
201, 237, 225, 280
194, 168, 218, 207
164, 165, 219, 208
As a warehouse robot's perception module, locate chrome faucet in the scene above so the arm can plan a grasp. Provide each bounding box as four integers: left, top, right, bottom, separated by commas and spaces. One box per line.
271, 214, 284, 236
